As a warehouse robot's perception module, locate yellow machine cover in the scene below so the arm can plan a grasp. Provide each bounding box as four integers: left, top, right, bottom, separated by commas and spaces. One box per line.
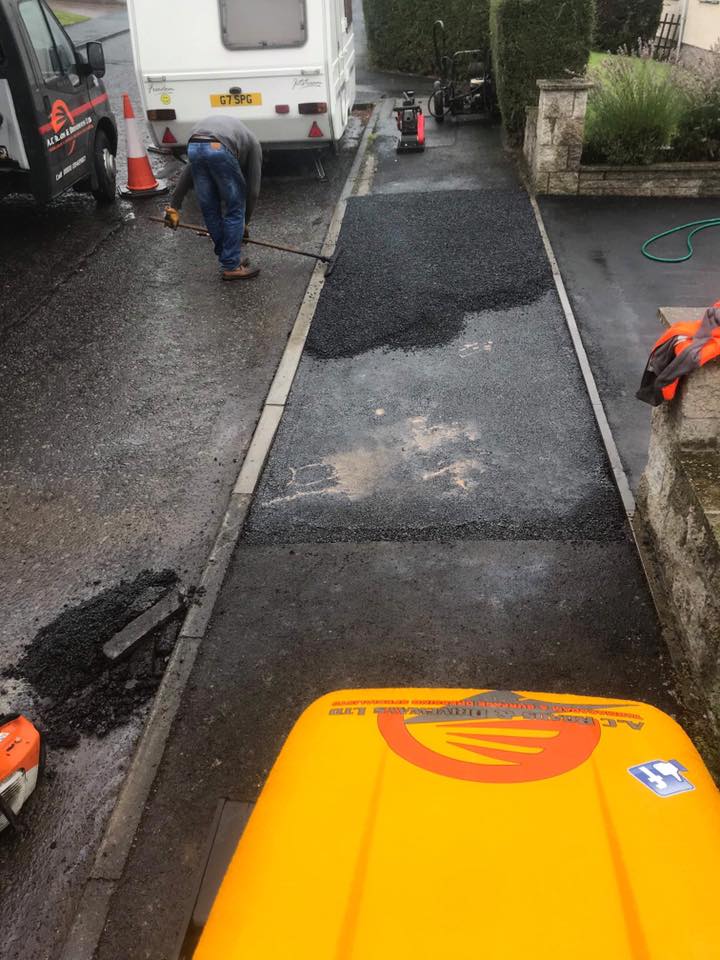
195, 689, 720, 959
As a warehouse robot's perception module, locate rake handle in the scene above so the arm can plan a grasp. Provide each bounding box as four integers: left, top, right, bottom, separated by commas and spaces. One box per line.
149, 216, 331, 264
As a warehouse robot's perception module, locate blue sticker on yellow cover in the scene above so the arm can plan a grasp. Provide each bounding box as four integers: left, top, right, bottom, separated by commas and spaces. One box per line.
628, 759, 695, 797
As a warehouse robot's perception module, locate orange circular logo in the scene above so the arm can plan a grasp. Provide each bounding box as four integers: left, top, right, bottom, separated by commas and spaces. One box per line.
377, 694, 601, 783
50, 99, 74, 134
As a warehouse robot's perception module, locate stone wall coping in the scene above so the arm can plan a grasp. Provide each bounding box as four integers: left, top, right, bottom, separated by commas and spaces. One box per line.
658, 307, 708, 328
582, 161, 720, 174
536, 78, 594, 91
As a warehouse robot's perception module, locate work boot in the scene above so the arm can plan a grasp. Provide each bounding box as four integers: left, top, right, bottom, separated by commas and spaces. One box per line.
222, 263, 260, 281
219, 257, 249, 274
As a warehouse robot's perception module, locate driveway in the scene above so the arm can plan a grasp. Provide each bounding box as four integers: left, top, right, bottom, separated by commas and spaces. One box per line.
539, 196, 720, 488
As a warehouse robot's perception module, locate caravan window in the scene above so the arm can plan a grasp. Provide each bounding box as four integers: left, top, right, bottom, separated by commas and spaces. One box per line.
219, 0, 307, 49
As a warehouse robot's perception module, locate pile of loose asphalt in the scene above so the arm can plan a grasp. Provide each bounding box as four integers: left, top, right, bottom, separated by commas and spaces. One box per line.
306, 191, 552, 358
4, 569, 182, 747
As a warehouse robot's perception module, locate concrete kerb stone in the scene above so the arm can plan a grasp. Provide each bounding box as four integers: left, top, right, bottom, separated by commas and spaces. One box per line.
58, 879, 116, 960
59, 100, 384, 960
233, 407, 285, 496
265, 279, 322, 406
527, 191, 636, 519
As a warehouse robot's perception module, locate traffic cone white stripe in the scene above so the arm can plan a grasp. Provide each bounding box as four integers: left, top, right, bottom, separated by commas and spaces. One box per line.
123, 94, 148, 161
121, 93, 166, 196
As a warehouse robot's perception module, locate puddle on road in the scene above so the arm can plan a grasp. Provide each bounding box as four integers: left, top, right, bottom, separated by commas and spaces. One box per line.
4, 569, 182, 748
262, 415, 485, 506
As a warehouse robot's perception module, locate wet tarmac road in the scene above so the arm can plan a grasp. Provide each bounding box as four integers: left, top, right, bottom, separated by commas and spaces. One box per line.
3, 11, 713, 959
93, 101, 689, 960
0, 28, 358, 960
1, 31, 136, 331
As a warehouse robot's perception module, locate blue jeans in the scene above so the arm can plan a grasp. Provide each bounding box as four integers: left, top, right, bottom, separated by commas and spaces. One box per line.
187, 141, 246, 271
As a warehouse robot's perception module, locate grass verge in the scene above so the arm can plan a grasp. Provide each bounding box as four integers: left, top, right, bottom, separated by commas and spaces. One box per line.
52, 8, 90, 26
588, 50, 670, 76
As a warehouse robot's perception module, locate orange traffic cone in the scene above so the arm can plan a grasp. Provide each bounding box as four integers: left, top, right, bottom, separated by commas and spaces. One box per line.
120, 93, 167, 197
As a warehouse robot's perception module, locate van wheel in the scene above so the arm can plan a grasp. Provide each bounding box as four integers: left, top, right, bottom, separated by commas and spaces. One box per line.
92, 129, 117, 204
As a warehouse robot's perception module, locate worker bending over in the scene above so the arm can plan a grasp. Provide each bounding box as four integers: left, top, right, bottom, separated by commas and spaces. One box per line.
164, 115, 262, 281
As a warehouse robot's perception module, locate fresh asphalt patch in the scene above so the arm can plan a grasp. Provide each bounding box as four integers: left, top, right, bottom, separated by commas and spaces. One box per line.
4, 569, 180, 747
247, 190, 625, 545
306, 190, 552, 359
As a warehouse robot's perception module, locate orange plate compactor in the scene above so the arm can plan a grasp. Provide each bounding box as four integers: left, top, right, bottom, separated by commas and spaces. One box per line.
193, 689, 720, 959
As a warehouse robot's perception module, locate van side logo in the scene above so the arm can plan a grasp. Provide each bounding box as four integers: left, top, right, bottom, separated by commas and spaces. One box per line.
45, 99, 93, 155
50, 99, 74, 134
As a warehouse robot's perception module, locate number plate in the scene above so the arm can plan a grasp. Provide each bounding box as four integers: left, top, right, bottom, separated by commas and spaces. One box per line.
210, 93, 262, 107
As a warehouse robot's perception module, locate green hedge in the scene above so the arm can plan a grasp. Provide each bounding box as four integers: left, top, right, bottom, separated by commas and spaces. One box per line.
490, 0, 595, 143
595, 0, 663, 52
362, 0, 490, 76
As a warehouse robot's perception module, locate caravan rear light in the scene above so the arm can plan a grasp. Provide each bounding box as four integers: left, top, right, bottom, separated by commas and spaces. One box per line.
147, 109, 176, 121
275, 104, 290, 114
308, 121, 324, 138
161, 127, 178, 144
298, 102, 328, 115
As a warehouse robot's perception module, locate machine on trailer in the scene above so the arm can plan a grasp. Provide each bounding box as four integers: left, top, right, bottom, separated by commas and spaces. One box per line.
429, 19, 497, 123
127, 0, 356, 154
177, 687, 720, 958
0, 0, 117, 203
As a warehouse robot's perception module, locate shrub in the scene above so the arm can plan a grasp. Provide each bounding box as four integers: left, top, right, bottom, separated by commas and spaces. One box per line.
672, 57, 720, 162
362, 0, 490, 76
584, 56, 683, 164
595, 0, 663, 53
490, 0, 595, 143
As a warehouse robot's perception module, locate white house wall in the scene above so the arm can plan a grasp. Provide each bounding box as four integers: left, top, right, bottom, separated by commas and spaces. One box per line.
683, 0, 720, 52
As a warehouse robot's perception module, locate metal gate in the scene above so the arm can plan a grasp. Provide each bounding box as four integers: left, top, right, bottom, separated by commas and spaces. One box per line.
655, 13, 682, 61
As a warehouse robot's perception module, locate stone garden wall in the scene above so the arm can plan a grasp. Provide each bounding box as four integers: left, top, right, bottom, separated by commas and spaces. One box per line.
637, 308, 720, 706
523, 80, 720, 196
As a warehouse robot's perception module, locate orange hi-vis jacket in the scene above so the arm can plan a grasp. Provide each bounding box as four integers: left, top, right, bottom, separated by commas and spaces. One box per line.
637, 301, 720, 406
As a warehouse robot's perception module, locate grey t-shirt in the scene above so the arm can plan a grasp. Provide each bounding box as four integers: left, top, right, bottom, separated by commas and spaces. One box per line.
170, 116, 263, 221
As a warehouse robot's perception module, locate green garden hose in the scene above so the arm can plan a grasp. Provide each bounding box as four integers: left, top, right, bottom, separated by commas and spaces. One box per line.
641, 218, 720, 263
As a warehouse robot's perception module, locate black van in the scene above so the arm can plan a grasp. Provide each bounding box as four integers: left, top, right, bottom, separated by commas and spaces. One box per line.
0, 0, 117, 203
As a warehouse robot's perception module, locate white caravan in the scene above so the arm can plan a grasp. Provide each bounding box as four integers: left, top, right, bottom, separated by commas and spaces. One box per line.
127, 0, 356, 151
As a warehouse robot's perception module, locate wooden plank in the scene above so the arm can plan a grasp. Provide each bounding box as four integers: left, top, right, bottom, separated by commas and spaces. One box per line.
102, 589, 184, 661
